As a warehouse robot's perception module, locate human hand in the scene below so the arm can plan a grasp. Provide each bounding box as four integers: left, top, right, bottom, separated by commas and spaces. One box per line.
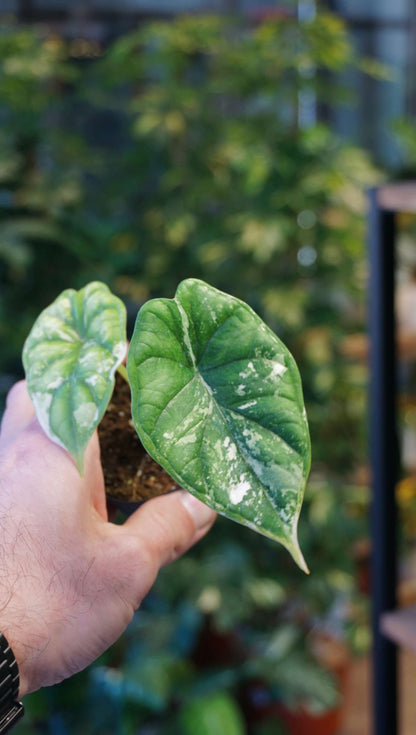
0, 381, 216, 697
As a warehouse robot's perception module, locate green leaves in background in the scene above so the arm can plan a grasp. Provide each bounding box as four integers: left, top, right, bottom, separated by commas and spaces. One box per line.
23, 281, 126, 473
128, 279, 311, 571
178, 692, 246, 735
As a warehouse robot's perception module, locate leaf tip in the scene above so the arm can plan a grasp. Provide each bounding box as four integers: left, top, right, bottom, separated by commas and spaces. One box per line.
288, 536, 309, 575
74, 453, 85, 477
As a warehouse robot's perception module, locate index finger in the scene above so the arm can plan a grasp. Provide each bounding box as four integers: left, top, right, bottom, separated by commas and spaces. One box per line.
0, 380, 36, 443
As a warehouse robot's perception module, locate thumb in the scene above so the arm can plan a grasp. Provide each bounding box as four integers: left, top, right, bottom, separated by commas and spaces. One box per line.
123, 489, 216, 569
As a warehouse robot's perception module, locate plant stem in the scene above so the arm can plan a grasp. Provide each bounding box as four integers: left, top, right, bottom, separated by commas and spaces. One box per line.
117, 364, 129, 382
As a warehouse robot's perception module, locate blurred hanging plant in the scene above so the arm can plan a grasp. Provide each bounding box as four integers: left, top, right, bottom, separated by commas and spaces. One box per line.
79, 10, 381, 473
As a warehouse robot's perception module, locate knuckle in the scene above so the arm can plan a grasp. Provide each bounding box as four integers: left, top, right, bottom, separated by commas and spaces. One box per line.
104, 532, 158, 603
14, 425, 49, 460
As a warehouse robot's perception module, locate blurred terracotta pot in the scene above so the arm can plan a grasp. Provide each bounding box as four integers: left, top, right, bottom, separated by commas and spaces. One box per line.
272, 702, 341, 735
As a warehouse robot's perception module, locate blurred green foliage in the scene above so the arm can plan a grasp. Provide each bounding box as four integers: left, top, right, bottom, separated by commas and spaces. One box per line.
393, 118, 416, 178
1, 7, 382, 733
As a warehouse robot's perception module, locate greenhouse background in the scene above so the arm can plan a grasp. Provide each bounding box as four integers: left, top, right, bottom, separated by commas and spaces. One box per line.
0, 0, 416, 733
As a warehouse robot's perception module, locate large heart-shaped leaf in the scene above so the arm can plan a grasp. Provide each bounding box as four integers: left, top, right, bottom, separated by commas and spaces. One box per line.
127, 279, 310, 571
23, 281, 127, 473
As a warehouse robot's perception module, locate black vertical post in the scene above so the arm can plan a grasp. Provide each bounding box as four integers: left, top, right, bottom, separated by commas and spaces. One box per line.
368, 188, 398, 735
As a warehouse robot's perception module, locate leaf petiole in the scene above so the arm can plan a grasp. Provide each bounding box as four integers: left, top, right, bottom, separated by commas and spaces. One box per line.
117, 363, 129, 383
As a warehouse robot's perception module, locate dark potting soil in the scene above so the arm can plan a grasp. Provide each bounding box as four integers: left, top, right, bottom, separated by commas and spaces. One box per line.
98, 373, 179, 503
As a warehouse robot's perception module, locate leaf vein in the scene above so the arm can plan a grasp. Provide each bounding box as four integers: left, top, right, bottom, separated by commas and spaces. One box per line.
195, 311, 237, 366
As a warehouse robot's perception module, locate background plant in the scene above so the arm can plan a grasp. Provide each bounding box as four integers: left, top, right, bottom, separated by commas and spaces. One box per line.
0, 7, 385, 733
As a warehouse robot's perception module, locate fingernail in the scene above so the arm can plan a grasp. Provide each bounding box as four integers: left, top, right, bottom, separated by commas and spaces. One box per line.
179, 490, 216, 530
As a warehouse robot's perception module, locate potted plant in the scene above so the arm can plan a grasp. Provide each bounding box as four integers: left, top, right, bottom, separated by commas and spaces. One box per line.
22, 278, 311, 572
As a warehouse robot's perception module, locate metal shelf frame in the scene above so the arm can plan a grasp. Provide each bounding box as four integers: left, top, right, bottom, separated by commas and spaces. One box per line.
369, 182, 416, 735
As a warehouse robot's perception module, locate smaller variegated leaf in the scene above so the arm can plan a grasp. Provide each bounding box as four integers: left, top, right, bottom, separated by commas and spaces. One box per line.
23, 281, 127, 473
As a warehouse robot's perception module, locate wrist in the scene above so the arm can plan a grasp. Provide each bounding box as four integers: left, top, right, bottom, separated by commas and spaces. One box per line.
0, 623, 45, 699
0, 632, 24, 732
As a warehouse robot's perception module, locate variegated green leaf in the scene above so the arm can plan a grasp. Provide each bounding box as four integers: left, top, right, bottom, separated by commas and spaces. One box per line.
23, 281, 127, 473
127, 279, 310, 571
